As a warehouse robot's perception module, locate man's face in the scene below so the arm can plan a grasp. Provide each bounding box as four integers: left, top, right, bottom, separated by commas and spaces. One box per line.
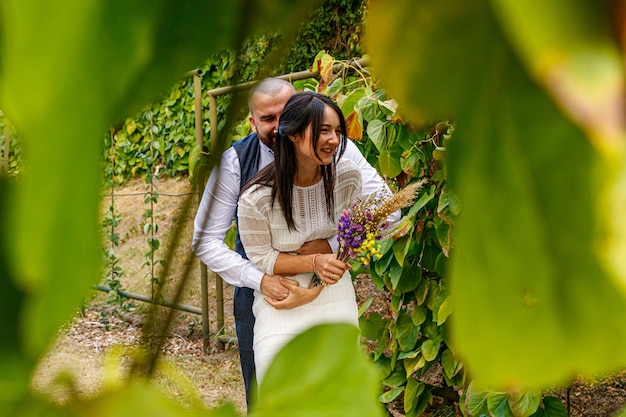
248, 88, 294, 147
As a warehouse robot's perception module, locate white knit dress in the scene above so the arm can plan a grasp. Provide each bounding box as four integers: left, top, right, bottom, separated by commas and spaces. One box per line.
237, 159, 362, 383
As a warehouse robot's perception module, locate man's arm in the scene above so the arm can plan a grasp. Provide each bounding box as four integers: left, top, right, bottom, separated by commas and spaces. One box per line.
191, 149, 289, 298
330, 140, 401, 248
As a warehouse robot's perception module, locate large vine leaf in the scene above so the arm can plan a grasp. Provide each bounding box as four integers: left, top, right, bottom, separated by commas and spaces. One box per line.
69, 380, 239, 417
0, 0, 319, 359
0, 0, 322, 415
366, 0, 626, 388
253, 324, 382, 417
491, 0, 625, 152
491, 0, 626, 307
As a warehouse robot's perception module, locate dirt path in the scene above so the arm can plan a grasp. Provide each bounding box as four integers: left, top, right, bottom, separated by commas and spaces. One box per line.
32, 306, 246, 413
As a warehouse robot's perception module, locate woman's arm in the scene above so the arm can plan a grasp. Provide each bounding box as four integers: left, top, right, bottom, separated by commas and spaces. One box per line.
238, 190, 346, 309
274, 252, 349, 285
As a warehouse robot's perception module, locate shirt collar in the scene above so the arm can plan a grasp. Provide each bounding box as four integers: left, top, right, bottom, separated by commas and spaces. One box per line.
258, 136, 274, 155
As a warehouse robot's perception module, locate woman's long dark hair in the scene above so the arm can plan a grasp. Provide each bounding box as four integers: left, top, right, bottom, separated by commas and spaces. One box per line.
243, 91, 348, 231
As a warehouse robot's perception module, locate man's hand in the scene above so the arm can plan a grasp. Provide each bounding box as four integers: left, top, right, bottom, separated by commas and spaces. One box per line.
294, 239, 332, 256
265, 277, 323, 310
260, 274, 298, 301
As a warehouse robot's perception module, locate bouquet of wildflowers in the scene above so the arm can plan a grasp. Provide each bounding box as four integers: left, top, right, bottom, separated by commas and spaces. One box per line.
313, 180, 425, 287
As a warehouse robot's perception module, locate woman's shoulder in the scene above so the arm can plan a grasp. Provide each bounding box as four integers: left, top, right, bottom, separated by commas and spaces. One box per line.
336, 158, 361, 181
239, 183, 272, 207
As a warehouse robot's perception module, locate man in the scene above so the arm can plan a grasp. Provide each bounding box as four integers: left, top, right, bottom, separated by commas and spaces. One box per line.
192, 78, 397, 408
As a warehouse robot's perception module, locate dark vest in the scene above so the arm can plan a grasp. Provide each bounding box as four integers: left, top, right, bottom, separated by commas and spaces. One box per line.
233, 133, 262, 260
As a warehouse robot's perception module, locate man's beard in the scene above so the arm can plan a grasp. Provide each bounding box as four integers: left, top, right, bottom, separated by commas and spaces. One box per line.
258, 130, 277, 148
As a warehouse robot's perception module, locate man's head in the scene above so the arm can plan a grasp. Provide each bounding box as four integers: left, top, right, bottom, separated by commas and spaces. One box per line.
248, 78, 296, 147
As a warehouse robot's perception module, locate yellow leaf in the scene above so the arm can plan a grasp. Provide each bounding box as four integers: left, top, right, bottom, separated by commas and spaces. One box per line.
126, 122, 137, 135
316, 53, 335, 92
345, 110, 363, 141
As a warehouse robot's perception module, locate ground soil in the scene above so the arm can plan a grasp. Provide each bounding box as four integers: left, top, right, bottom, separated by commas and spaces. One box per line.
31, 177, 626, 416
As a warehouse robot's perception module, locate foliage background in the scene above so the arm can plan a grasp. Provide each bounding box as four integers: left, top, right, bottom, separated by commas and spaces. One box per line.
99, 0, 367, 184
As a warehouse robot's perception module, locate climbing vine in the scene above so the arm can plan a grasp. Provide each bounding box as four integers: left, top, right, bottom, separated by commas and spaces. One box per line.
142, 109, 166, 302
101, 128, 134, 325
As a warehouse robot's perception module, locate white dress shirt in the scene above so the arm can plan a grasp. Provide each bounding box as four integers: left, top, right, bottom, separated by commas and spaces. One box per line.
191, 137, 399, 292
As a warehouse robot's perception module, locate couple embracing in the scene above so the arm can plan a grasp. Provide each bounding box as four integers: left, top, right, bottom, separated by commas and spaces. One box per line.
192, 78, 397, 409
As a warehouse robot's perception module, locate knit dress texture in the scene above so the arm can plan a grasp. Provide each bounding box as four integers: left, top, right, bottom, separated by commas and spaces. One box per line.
237, 159, 362, 382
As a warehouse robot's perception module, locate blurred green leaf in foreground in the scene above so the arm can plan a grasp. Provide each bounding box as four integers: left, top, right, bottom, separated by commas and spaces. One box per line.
366, 0, 626, 388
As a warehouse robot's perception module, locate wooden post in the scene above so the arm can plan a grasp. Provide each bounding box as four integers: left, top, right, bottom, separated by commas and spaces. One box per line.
193, 70, 211, 353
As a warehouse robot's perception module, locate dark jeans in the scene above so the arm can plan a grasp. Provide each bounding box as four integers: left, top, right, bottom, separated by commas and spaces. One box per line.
234, 286, 256, 410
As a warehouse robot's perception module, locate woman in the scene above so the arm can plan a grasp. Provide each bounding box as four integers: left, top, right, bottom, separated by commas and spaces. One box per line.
237, 91, 362, 383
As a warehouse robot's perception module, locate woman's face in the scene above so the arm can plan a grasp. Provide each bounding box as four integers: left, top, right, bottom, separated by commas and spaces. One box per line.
293, 104, 342, 167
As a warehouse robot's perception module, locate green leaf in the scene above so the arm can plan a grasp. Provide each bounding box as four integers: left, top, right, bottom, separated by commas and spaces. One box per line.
367, 0, 626, 387
403, 378, 425, 413
424, 280, 440, 311
367, 0, 498, 120
378, 149, 403, 178
436, 297, 452, 325
413, 277, 429, 306
491, 1, 623, 149
410, 391, 432, 417
379, 386, 404, 404
400, 150, 423, 177
358, 297, 374, 318
508, 388, 542, 417
374, 250, 395, 278
0, 0, 319, 362
340, 88, 366, 115
394, 310, 420, 352
359, 99, 380, 123
255, 324, 382, 417
403, 354, 426, 377
359, 313, 386, 341
411, 304, 427, 326
397, 263, 422, 294
420, 339, 440, 362
438, 186, 462, 217
487, 392, 515, 417
537, 396, 568, 417
326, 77, 344, 97
378, 99, 398, 118
441, 349, 462, 380
392, 234, 412, 267
464, 382, 490, 417
70, 379, 224, 417
434, 252, 448, 277
0, 183, 25, 356
366, 119, 386, 151
383, 370, 406, 388
188, 142, 203, 184
388, 263, 403, 291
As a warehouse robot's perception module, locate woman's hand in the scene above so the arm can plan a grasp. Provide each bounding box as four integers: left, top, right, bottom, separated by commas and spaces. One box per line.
313, 253, 351, 286
265, 277, 323, 310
